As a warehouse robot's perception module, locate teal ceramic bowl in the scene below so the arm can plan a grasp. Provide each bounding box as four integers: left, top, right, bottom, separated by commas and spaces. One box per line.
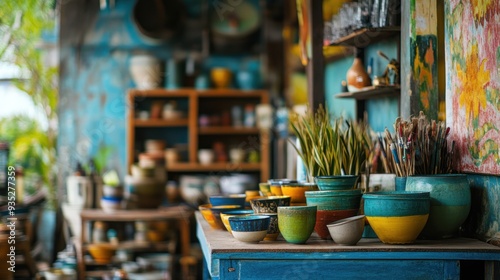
405, 174, 471, 239
314, 175, 359, 191
305, 189, 362, 211
209, 194, 247, 208
363, 191, 430, 244
278, 206, 317, 244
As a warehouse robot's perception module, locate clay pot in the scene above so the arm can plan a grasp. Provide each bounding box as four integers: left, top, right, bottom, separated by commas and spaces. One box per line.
346, 51, 371, 92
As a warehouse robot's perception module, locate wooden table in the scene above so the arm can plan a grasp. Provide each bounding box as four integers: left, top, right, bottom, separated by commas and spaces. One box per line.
196, 212, 500, 280
76, 206, 193, 280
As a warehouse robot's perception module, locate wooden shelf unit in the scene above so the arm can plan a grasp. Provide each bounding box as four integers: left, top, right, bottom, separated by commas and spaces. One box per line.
328, 27, 401, 48
335, 85, 400, 100
76, 206, 193, 280
127, 88, 270, 182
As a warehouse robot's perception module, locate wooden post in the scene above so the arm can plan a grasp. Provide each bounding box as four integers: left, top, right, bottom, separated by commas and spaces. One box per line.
401, 0, 439, 119
306, 0, 324, 112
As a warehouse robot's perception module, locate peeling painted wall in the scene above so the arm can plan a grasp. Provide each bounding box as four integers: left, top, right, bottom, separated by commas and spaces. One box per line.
444, 0, 500, 241
58, 0, 261, 184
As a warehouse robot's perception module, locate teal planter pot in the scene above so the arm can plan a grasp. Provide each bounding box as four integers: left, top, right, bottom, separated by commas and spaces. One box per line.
314, 175, 359, 191
394, 177, 407, 191
363, 191, 430, 244
278, 206, 317, 244
305, 189, 362, 211
405, 174, 471, 239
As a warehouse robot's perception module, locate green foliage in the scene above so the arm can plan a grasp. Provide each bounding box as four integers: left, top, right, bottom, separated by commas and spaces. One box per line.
290, 105, 371, 181
0, 0, 58, 208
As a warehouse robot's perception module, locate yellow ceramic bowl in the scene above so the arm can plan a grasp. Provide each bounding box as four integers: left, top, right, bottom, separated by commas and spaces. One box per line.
281, 183, 318, 204
199, 204, 242, 230
366, 215, 429, 244
269, 185, 283, 196
87, 244, 116, 264
210, 68, 232, 88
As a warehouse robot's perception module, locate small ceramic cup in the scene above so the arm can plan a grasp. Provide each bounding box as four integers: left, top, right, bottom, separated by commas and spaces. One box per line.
229, 148, 246, 164
278, 205, 317, 244
198, 149, 215, 165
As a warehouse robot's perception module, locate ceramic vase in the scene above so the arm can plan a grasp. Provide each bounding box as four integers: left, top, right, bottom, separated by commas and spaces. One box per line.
405, 174, 471, 239
346, 50, 371, 92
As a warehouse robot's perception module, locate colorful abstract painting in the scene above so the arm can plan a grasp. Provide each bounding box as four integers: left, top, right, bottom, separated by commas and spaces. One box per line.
445, 0, 500, 174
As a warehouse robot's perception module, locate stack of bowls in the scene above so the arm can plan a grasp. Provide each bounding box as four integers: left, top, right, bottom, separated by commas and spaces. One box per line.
199, 204, 242, 230
280, 182, 318, 205
302, 175, 361, 240
267, 179, 298, 196
249, 196, 291, 241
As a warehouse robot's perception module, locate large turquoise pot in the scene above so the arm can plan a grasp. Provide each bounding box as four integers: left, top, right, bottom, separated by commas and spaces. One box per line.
363, 191, 430, 244
405, 174, 471, 239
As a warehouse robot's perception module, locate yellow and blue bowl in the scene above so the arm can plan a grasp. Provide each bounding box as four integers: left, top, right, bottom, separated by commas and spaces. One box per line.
220, 209, 255, 233
363, 191, 430, 244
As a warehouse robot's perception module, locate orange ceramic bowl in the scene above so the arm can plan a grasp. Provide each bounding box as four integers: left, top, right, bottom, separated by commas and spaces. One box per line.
210, 68, 232, 88
281, 182, 318, 204
87, 243, 116, 264
199, 204, 242, 230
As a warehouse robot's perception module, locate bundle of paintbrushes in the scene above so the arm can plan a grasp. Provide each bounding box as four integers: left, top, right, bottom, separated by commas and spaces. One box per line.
378, 111, 455, 176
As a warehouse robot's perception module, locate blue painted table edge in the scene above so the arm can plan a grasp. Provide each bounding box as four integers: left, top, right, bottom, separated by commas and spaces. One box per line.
195, 212, 500, 279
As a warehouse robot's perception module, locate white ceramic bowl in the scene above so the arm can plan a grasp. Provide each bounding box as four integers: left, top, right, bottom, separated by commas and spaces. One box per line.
100, 197, 123, 212
327, 215, 365, 245
198, 149, 215, 165
231, 230, 268, 243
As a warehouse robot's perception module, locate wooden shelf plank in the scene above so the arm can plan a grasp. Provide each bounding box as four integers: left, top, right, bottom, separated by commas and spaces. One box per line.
128, 88, 194, 97
128, 88, 267, 98
134, 118, 189, 127
84, 241, 172, 251
166, 162, 262, 172
80, 206, 192, 221
197, 89, 267, 98
335, 85, 400, 100
198, 126, 260, 135
329, 27, 401, 48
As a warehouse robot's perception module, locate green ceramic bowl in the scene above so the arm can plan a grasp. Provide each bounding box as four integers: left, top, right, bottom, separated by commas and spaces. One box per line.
277, 206, 317, 244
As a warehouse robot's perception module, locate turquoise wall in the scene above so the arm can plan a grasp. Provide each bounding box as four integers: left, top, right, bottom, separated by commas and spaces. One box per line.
325, 37, 400, 132
58, 0, 260, 178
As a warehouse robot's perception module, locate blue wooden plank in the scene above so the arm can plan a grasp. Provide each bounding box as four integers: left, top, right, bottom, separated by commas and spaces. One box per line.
215, 259, 458, 280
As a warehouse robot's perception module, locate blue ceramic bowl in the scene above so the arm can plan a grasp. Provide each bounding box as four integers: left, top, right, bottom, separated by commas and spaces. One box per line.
228, 215, 271, 232
305, 189, 362, 211
314, 175, 359, 191
229, 215, 271, 243
363, 191, 430, 244
209, 194, 247, 208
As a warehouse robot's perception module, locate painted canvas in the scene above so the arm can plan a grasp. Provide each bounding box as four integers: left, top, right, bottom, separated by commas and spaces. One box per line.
445, 1, 500, 174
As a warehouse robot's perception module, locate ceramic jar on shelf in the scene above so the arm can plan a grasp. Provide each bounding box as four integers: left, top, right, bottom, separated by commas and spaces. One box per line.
346, 49, 371, 92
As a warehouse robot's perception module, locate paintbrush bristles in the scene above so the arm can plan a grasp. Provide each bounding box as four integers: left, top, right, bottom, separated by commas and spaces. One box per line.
383, 112, 454, 176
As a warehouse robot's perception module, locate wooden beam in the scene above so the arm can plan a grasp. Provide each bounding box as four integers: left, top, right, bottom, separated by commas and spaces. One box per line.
401, 0, 439, 119
306, 0, 324, 112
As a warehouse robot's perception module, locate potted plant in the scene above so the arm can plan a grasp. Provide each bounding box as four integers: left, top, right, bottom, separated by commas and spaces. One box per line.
289, 105, 371, 184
